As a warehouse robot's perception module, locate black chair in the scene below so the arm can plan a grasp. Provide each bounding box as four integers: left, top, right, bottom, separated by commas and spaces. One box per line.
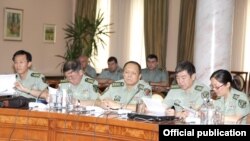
231, 71, 248, 93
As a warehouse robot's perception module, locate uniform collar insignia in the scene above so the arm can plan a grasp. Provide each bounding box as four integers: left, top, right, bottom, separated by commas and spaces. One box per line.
233, 94, 240, 100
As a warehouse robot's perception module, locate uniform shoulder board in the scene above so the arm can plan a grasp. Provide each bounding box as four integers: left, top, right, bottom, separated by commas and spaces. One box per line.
112, 82, 124, 87
233, 94, 240, 100
103, 68, 108, 71
171, 84, 180, 89
195, 85, 203, 91
31, 73, 41, 78
117, 68, 123, 72
60, 79, 69, 83
138, 84, 144, 90
238, 99, 247, 108
201, 91, 209, 99
85, 78, 95, 84
144, 88, 151, 96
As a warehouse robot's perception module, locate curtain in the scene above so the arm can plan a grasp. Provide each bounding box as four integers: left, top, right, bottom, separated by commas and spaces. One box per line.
144, 0, 169, 68
177, 0, 197, 63
75, 0, 97, 21
108, 0, 146, 68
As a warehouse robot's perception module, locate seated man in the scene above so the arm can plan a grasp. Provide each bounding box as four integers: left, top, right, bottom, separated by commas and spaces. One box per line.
59, 60, 99, 106
98, 61, 152, 111
141, 54, 169, 93
1, 50, 48, 108
162, 61, 210, 118
96, 56, 123, 90
78, 55, 97, 78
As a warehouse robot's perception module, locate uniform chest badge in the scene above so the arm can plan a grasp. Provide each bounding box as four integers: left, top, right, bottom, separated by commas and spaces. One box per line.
114, 95, 121, 102
238, 99, 247, 108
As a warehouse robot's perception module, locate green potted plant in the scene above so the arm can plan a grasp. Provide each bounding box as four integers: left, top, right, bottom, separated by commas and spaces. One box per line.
57, 11, 112, 63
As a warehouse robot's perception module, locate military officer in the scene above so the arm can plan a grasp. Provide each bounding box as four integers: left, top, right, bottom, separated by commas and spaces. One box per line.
97, 56, 123, 89
99, 61, 152, 111
141, 54, 169, 93
162, 61, 210, 118
210, 69, 249, 124
78, 55, 97, 78
1, 50, 48, 108
59, 60, 99, 106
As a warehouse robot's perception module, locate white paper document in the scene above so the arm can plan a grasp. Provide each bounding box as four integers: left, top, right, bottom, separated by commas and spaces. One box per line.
142, 97, 168, 116
0, 74, 16, 96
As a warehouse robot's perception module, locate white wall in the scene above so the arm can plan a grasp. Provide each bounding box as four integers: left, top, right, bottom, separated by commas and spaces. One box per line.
0, 0, 73, 76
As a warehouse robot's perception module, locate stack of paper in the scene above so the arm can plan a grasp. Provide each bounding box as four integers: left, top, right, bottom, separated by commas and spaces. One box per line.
0, 74, 16, 96
142, 97, 168, 116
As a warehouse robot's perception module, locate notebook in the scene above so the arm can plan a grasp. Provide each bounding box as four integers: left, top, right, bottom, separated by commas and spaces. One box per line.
127, 112, 175, 121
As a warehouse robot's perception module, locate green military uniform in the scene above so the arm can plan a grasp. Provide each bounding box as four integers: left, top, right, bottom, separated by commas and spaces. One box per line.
85, 65, 97, 78
141, 68, 169, 83
214, 88, 249, 121
16, 70, 48, 99
59, 75, 99, 100
162, 80, 210, 112
100, 79, 152, 105
98, 67, 123, 81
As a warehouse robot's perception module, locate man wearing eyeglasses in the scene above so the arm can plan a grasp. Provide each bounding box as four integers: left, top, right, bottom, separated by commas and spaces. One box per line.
162, 61, 210, 118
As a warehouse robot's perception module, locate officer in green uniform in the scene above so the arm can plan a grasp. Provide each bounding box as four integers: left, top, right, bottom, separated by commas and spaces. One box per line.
162, 61, 210, 118
98, 67, 123, 81
210, 69, 249, 124
78, 55, 97, 78
97, 56, 123, 89
60, 60, 99, 106
0, 50, 48, 108
163, 81, 210, 112
99, 61, 152, 111
15, 70, 48, 99
141, 54, 169, 93
101, 79, 151, 105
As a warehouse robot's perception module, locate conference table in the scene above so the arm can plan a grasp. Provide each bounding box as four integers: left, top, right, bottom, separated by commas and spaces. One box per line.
0, 108, 167, 141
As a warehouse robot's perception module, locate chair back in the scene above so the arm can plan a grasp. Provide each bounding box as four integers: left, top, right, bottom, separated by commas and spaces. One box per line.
231, 71, 248, 93
167, 71, 176, 86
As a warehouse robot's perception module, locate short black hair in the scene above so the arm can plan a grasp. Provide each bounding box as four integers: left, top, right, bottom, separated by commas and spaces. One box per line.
63, 60, 81, 73
12, 50, 32, 62
123, 61, 141, 74
108, 56, 118, 64
175, 61, 196, 76
147, 54, 158, 61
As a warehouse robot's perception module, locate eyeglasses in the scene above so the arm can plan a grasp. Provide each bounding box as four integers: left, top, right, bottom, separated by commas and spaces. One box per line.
210, 84, 224, 90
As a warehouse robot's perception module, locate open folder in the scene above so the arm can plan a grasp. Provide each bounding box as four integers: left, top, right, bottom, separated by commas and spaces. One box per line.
0, 74, 16, 96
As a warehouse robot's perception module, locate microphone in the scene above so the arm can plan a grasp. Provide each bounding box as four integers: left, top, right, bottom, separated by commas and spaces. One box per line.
28, 88, 48, 110
122, 88, 141, 109
36, 88, 47, 102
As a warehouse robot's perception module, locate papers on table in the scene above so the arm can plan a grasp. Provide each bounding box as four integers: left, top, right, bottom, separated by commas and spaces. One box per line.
0, 74, 16, 96
142, 97, 168, 116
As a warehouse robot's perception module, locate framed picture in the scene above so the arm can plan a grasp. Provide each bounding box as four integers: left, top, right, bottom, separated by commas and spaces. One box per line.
43, 24, 56, 43
3, 8, 23, 41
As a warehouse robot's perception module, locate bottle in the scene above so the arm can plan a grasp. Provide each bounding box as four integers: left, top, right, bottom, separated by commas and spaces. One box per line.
199, 98, 208, 124
66, 86, 74, 111
55, 87, 63, 110
207, 99, 215, 124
